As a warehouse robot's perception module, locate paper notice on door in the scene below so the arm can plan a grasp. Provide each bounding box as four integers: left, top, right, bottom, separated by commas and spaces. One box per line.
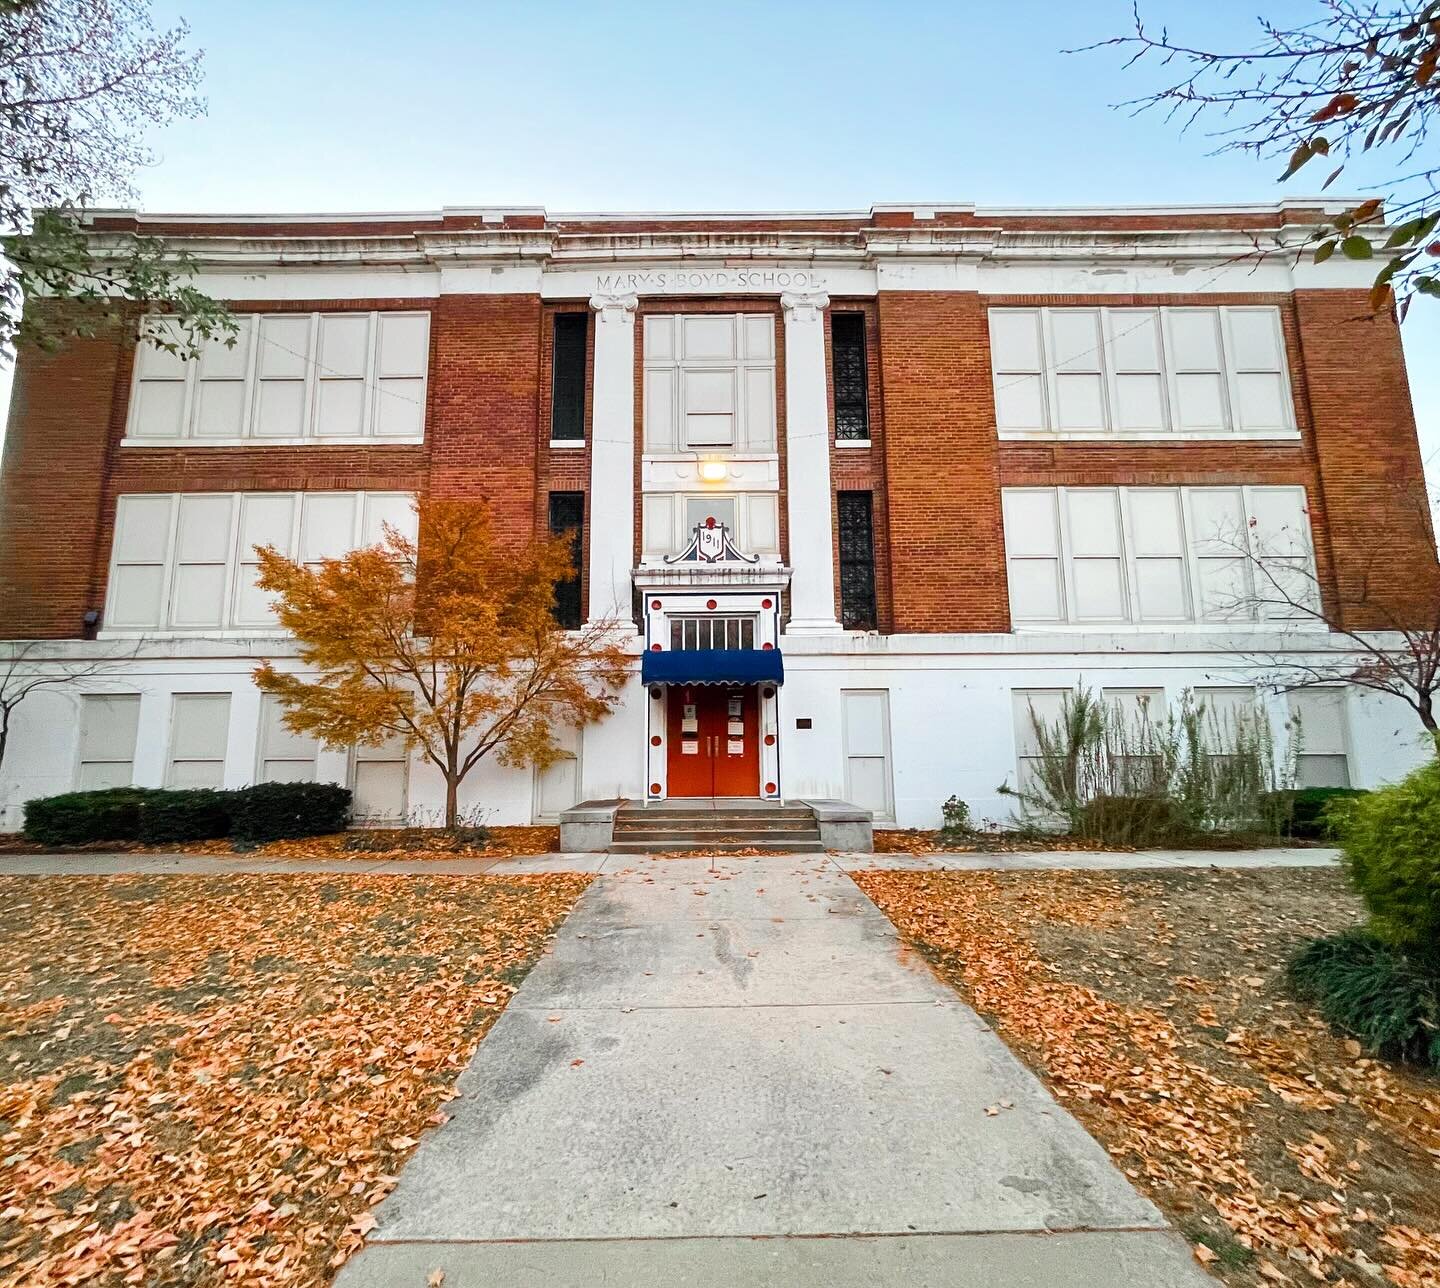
727, 738, 744, 755
727, 696, 743, 717
681, 718, 698, 733
727, 720, 744, 736
681, 739, 698, 755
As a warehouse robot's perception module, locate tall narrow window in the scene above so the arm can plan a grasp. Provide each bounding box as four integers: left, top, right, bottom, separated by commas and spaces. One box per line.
551, 313, 588, 443
837, 491, 877, 629
831, 313, 870, 441
548, 491, 584, 629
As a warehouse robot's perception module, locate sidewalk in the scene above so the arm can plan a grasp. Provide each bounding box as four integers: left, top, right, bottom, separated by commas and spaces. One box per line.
334, 852, 1213, 1287
0, 846, 1339, 877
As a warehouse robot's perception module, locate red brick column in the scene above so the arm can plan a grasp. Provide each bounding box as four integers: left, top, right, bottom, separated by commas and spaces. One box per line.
877, 290, 1009, 632
1292, 290, 1439, 629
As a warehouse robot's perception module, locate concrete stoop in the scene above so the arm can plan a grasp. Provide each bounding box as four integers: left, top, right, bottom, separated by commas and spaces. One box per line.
559, 797, 875, 854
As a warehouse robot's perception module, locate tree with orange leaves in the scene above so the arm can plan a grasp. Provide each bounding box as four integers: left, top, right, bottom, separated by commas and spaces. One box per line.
253, 500, 630, 829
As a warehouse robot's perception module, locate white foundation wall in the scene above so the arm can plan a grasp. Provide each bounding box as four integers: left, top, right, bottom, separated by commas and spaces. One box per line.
0, 633, 1430, 833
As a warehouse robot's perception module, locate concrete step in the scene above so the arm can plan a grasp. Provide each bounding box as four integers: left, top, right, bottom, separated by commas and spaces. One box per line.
616, 835, 823, 847
619, 808, 815, 822
610, 824, 823, 829
608, 839, 828, 855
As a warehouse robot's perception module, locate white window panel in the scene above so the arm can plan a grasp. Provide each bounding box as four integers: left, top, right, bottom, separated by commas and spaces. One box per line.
301, 493, 359, 564
1103, 687, 1166, 790
78, 695, 140, 789
681, 315, 737, 360
1048, 310, 1107, 432
743, 315, 774, 360
684, 494, 737, 535
1012, 689, 1070, 795
104, 490, 416, 634
126, 311, 428, 443
1288, 689, 1351, 788
990, 309, 1047, 432
645, 315, 675, 361
234, 494, 297, 627
988, 305, 1294, 439
642, 493, 676, 558
742, 367, 777, 451
258, 696, 318, 783
1106, 309, 1168, 434
353, 734, 409, 823
1195, 686, 1258, 748
1003, 484, 1316, 627
1064, 490, 1125, 621
1125, 489, 1189, 621
361, 493, 417, 547
170, 495, 234, 628
168, 694, 230, 788
683, 369, 736, 446
644, 313, 776, 454
1002, 490, 1063, 621
745, 493, 780, 556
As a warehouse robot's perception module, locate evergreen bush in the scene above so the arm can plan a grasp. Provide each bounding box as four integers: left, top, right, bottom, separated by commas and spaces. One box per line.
1333, 754, 1440, 959
1289, 928, 1440, 1069
136, 789, 233, 845
23, 788, 157, 846
227, 781, 351, 845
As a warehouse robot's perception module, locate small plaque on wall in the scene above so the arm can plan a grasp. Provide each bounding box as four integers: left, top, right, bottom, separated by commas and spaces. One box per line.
796, 718, 812, 730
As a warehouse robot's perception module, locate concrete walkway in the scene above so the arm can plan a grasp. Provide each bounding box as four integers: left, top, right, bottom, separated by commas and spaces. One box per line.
0, 846, 1338, 877
334, 853, 1214, 1287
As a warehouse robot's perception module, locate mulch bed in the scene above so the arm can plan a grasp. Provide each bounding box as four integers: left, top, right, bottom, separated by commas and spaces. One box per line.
0, 825, 563, 862
858, 867, 1440, 1287
0, 871, 589, 1285
872, 828, 1320, 854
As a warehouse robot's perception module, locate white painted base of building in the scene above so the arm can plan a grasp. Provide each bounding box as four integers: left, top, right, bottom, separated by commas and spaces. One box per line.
0, 630, 1428, 834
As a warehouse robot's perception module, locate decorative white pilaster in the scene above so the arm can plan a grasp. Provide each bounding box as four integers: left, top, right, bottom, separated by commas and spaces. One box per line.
780, 289, 840, 633
586, 291, 639, 628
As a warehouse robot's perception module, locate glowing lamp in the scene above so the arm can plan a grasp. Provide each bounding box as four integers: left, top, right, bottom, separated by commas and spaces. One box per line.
697, 459, 728, 483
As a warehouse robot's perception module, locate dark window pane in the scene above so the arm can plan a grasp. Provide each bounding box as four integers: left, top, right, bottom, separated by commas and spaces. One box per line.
548, 491, 584, 628
837, 491, 877, 629
551, 313, 588, 441
831, 313, 870, 441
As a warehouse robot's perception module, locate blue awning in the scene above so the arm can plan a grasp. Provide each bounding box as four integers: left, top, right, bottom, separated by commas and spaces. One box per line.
641, 648, 784, 686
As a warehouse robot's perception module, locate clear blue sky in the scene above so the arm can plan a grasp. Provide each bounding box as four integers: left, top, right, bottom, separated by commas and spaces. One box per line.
4, 0, 1436, 478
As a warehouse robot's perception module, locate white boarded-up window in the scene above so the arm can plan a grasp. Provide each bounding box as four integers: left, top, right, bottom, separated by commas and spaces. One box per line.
1012, 689, 1070, 796
352, 735, 409, 823
258, 696, 318, 783
989, 305, 1294, 438
1195, 687, 1259, 764
640, 492, 781, 561
1002, 485, 1315, 625
1288, 689, 1352, 788
78, 695, 141, 789
104, 491, 417, 633
643, 313, 777, 452
1102, 688, 1166, 790
168, 694, 230, 788
125, 312, 429, 442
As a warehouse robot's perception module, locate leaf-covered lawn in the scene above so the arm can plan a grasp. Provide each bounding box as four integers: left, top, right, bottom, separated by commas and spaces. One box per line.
0, 872, 589, 1286
858, 868, 1440, 1288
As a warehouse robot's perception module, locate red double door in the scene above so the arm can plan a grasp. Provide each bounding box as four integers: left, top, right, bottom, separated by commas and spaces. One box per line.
666, 685, 759, 797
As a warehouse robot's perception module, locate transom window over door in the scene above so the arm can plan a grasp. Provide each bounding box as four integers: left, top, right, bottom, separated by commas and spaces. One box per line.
642, 314, 777, 452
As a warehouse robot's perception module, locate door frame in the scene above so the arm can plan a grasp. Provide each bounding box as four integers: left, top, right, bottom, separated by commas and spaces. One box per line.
841, 687, 895, 824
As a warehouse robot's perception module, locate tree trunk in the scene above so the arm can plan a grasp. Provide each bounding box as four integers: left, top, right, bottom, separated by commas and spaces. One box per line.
444, 775, 459, 830
1419, 693, 1438, 738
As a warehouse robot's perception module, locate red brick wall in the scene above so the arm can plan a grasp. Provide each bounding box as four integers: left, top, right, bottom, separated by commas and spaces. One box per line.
876, 291, 1010, 632
1292, 289, 1439, 628
0, 314, 127, 638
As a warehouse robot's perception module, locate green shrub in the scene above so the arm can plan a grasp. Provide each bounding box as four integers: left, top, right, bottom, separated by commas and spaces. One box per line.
228, 781, 351, 845
1274, 786, 1369, 841
1333, 756, 1440, 958
136, 790, 233, 845
1079, 794, 1189, 846
23, 788, 158, 846
939, 795, 972, 837
1289, 928, 1440, 1069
